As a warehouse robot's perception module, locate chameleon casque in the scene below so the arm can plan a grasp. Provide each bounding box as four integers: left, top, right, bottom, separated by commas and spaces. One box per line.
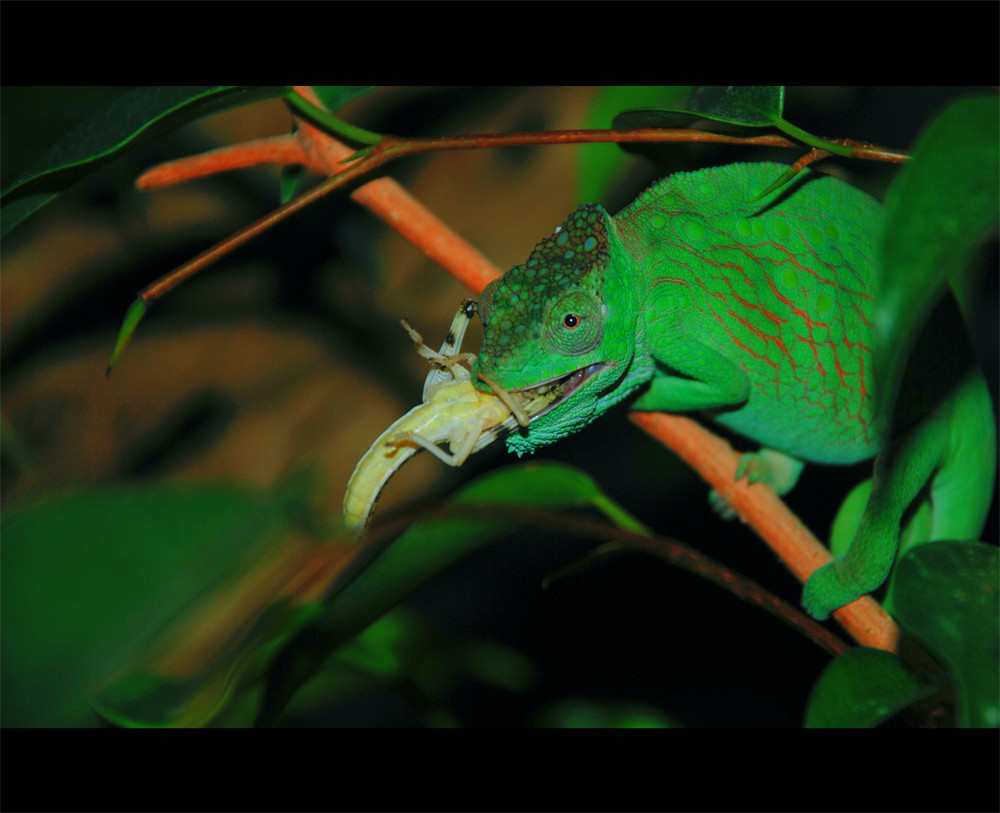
469, 162, 996, 621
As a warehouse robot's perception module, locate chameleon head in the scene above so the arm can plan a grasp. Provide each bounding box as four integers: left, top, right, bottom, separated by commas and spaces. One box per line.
472, 203, 642, 454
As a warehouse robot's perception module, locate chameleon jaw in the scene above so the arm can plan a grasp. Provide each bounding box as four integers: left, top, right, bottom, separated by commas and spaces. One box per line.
512, 362, 607, 422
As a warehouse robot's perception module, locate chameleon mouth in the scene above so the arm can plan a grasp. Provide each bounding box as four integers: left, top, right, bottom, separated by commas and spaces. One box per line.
514, 362, 606, 421
475, 362, 606, 429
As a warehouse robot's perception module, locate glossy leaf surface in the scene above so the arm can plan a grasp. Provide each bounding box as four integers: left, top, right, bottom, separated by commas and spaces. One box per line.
892, 541, 999, 728
874, 94, 999, 418
804, 647, 929, 728
1, 86, 286, 236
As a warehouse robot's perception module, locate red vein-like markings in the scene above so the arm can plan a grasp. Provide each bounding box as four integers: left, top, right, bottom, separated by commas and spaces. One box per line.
641, 199, 873, 429
655, 237, 788, 388
699, 281, 776, 378
687, 230, 805, 399
768, 252, 859, 403
785, 223, 876, 421
632, 172, 880, 450
696, 227, 869, 427
758, 238, 871, 307
717, 273, 792, 397
650, 235, 785, 393
762, 272, 831, 371
754, 226, 875, 440
841, 332, 873, 410
789, 224, 874, 327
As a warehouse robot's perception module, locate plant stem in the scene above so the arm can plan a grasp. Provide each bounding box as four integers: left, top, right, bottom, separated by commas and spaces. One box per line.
590, 492, 654, 536
775, 117, 854, 157
283, 90, 383, 146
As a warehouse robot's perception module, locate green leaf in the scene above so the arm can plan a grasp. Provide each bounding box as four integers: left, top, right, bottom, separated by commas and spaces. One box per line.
279, 164, 304, 205
891, 541, 999, 728
613, 85, 784, 131
255, 462, 630, 725
875, 94, 1000, 418
1, 484, 282, 727
686, 85, 785, 126
804, 648, 930, 728
105, 297, 148, 375
332, 461, 615, 619
1, 86, 288, 237
91, 600, 318, 728
613, 85, 851, 162
274, 607, 534, 726
283, 88, 382, 146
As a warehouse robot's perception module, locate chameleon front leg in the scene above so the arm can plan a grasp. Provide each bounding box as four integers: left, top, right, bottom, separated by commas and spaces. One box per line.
802, 368, 996, 620
634, 333, 801, 517
632, 335, 751, 413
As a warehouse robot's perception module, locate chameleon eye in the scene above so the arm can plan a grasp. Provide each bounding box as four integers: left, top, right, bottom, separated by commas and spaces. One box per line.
544, 291, 602, 356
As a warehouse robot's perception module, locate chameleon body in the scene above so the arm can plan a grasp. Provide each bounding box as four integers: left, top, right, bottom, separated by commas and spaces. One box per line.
471, 162, 995, 620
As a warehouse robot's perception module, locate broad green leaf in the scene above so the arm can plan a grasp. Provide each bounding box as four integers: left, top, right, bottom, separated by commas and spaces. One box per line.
1, 484, 283, 727
1, 86, 287, 237
613, 85, 850, 161
91, 600, 317, 728
579, 86, 692, 203
875, 94, 1000, 418
685, 87, 851, 157
804, 648, 930, 728
687, 85, 785, 126
613, 85, 785, 131
891, 541, 999, 728
255, 462, 631, 725
272, 607, 534, 726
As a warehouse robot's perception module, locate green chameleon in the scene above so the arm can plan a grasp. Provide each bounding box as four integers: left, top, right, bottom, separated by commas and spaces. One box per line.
470, 162, 996, 620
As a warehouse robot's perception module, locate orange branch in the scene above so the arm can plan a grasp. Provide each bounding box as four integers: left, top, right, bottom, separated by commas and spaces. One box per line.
293, 119, 501, 293
135, 135, 308, 189
135, 116, 500, 302
629, 413, 899, 652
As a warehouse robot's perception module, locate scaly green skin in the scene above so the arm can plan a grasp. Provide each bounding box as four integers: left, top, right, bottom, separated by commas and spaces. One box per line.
472, 162, 995, 620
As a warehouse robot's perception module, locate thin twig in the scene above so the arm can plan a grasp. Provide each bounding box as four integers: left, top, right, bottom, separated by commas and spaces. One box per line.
133, 124, 907, 304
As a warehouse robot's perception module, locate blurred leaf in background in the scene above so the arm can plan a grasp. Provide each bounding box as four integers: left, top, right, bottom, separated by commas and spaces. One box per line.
1, 484, 289, 726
